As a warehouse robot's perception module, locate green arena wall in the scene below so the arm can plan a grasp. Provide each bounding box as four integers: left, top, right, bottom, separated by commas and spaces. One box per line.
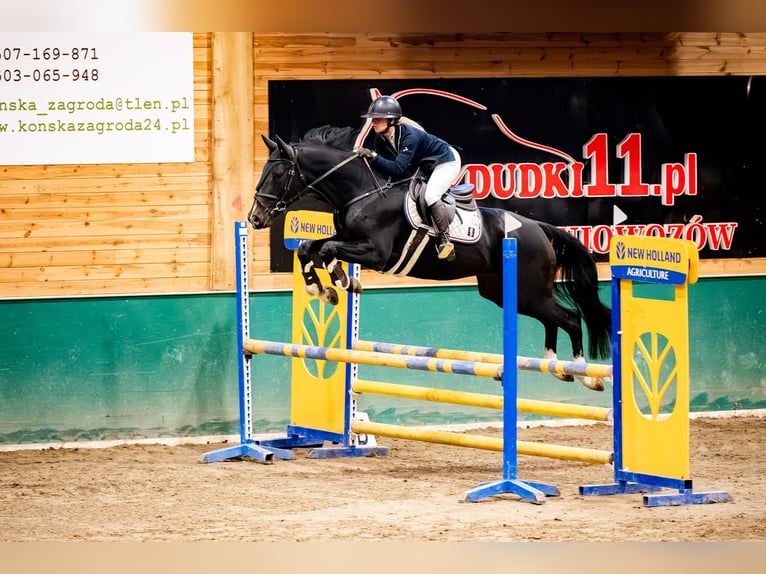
1, 276, 764, 446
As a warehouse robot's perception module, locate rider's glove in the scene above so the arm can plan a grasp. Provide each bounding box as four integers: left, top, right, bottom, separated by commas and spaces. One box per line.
356, 148, 377, 160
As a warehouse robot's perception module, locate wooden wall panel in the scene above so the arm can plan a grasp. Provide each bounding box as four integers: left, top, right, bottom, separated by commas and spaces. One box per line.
2, 33, 765, 300
210, 32, 253, 291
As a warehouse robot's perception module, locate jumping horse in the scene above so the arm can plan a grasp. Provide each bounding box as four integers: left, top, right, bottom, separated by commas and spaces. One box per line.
248, 126, 611, 390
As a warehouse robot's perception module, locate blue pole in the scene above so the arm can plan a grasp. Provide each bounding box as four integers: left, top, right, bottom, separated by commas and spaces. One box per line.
200, 222, 292, 463
234, 221, 251, 443
502, 237, 519, 480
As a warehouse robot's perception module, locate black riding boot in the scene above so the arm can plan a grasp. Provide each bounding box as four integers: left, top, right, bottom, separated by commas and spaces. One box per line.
429, 200, 455, 261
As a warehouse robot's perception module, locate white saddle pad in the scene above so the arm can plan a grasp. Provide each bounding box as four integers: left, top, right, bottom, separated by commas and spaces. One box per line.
404, 194, 483, 244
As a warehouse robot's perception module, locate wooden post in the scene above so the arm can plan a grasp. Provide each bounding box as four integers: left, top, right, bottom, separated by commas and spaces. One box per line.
210, 32, 254, 290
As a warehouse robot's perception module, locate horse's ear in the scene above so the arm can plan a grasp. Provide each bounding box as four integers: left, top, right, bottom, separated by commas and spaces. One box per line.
275, 135, 295, 160
262, 135, 278, 153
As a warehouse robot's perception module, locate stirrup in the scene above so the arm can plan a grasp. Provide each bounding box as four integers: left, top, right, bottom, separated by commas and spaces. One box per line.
437, 240, 455, 261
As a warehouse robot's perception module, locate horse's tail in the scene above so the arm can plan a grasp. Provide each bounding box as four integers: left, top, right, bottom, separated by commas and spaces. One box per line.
540, 222, 612, 359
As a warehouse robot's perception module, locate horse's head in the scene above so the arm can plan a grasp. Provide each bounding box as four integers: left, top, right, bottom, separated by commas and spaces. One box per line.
249, 126, 369, 229
248, 134, 301, 229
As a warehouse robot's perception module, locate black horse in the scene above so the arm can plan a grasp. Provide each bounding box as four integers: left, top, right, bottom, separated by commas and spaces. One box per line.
249, 126, 611, 390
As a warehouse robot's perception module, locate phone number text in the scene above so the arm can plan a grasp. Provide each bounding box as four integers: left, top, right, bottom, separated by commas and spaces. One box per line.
0, 68, 99, 82
0, 47, 99, 61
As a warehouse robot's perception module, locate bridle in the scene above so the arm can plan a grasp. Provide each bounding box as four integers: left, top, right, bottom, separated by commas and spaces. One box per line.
254, 148, 360, 217
253, 154, 308, 217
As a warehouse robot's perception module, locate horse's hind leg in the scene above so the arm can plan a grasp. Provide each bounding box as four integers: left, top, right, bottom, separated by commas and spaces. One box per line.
545, 305, 605, 391
528, 300, 604, 392
541, 322, 574, 383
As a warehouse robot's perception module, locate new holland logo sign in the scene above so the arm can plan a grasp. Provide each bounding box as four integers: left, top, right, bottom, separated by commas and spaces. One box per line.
283, 211, 336, 251
610, 235, 698, 285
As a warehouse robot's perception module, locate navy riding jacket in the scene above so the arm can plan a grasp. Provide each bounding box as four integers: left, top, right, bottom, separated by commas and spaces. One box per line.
369, 124, 455, 178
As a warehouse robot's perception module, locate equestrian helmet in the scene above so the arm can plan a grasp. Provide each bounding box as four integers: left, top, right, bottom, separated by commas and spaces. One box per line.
361, 96, 402, 120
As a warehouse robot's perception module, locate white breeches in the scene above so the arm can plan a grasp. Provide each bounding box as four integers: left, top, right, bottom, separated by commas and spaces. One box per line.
424, 147, 462, 206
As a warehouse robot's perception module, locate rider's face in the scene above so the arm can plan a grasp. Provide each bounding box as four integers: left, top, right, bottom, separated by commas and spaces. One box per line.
371, 118, 391, 134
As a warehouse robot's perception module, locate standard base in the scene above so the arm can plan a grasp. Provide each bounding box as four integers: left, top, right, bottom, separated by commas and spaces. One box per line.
644, 489, 733, 507
580, 482, 733, 507
199, 441, 294, 464
464, 479, 560, 505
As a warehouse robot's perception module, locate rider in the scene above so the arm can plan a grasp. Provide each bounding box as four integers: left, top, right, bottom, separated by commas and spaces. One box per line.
356, 95, 461, 261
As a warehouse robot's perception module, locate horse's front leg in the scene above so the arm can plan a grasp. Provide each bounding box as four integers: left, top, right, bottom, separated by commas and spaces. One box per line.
318, 237, 391, 294
326, 258, 363, 295
296, 239, 339, 305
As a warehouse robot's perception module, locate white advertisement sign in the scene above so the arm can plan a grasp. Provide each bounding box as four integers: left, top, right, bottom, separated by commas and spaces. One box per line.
0, 32, 194, 165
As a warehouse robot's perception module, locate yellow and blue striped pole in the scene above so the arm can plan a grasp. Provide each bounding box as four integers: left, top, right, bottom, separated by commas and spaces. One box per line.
353, 340, 612, 380
243, 339, 503, 379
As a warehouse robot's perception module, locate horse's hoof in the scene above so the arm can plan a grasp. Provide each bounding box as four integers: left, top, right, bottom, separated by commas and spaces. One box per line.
305, 284, 321, 298
579, 377, 605, 392
553, 373, 574, 383
323, 287, 339, 306
349, 277, 363, 294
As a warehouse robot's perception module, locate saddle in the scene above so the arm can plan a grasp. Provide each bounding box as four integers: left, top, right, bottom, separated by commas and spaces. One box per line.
386, 177, 482, 276
404, 176, 482, 244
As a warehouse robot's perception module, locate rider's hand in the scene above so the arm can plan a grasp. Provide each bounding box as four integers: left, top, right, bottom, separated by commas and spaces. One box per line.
356, 148, 377, 159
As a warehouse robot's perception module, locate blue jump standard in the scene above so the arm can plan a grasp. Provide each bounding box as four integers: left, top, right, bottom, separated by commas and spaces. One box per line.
461, 238, 558, 505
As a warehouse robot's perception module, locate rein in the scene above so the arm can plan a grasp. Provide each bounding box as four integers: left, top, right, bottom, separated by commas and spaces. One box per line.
258, 147, 412, 214
304, 152, 358, 191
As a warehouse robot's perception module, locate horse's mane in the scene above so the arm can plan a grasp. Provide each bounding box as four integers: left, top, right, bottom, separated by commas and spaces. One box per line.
300, 125, 358, 151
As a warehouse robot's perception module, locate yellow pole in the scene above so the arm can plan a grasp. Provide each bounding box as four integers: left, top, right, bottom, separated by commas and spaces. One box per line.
352, 379, 502, 410
351, 420, 613, 465
518, 398, 612, 422
352, 379, 612, 422
351, 420, 503, 450
517, 440, 613, 465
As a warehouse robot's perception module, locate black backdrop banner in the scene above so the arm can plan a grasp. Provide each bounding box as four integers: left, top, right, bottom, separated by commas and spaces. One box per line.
264, 77, 764, 271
